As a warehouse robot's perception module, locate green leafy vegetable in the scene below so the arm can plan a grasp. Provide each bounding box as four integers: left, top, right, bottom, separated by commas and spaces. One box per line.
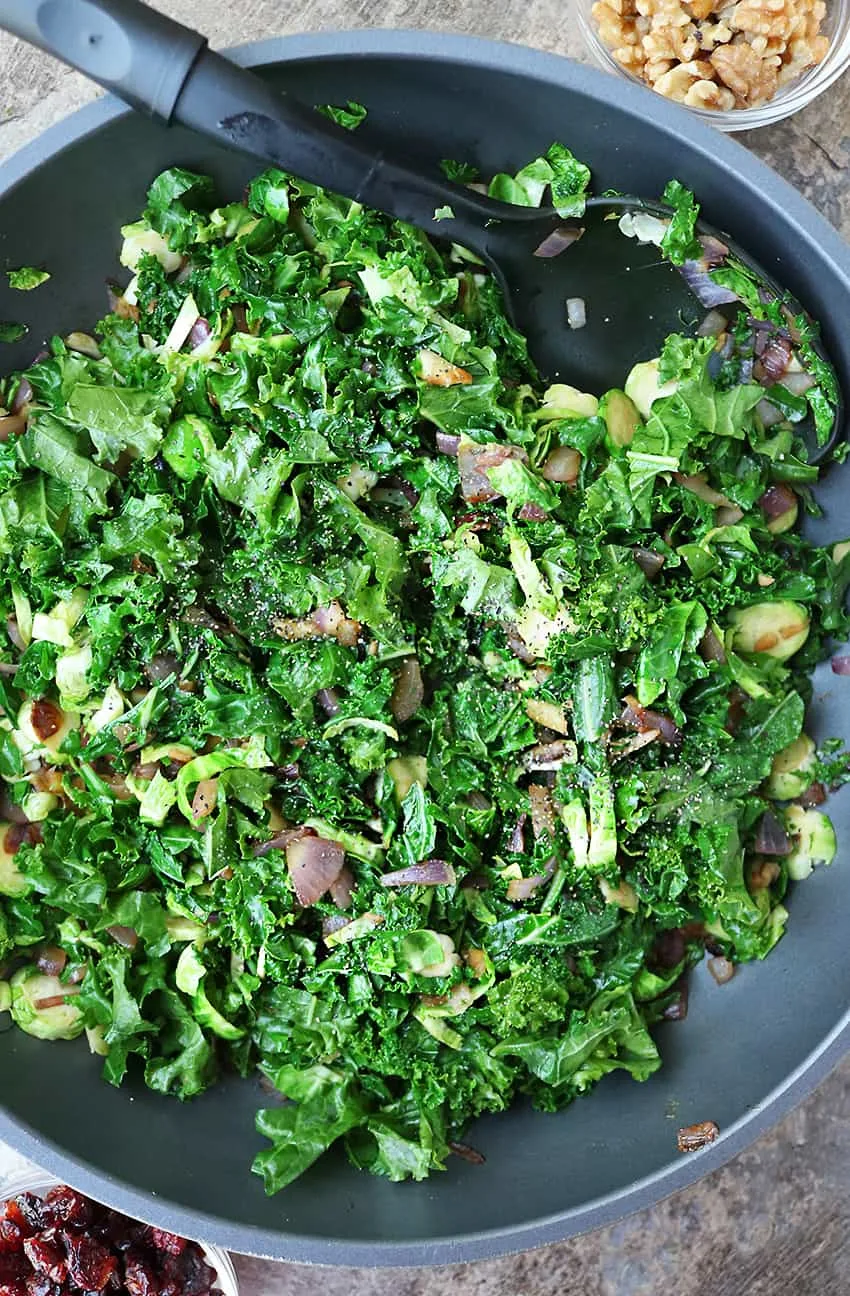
0, 141, 843, 1197
7, 267, 50, 292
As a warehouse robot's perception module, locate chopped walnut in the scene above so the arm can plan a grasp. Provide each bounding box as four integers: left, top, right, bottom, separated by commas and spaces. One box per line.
711, 39, 780, 103
590, 0, 830, 111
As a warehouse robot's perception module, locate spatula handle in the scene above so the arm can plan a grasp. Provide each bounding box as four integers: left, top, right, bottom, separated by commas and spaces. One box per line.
0, 0, 542, 253
0, 0, 206, 120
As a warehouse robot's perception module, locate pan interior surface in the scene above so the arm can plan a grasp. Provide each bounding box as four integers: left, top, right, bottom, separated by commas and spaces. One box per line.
0, 31, 849, 1266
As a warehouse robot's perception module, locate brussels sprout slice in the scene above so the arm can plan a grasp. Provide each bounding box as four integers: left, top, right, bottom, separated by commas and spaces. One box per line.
0, 822, 28, 898
601, 389, 641, 449
767, 501, 799, 536
766, 734, 817, 800
624, 359, 678, 420
10, 967, 83, 1040
729, 601, 810, 661
784, 806, 837, 881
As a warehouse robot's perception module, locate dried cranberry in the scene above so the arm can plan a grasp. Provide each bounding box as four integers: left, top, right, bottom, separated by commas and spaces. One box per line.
42, 1189, 93, 1232
0, 1250, 29, 1296
145, 1229, 187, 1259
5, 1198, 44, 1237
64, 1235, 116, 1293
175, 1247, 216, 1296
0, 1222, 23, 1254
93, 1212, 139, 1253
123, 1251, 160, 1296
22, 1232, 66, 1284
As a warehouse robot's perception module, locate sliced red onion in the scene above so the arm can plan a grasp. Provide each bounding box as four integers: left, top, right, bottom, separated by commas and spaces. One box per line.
759, 484, 797, 520
716, 505, 744, 527
457, 441, 529, 505
518, 503, 548, 522
781, 371, 815, 397
756, 398, 784, 428
662, 980, 689, 1021
188, 317, 212, 350
621, 695, 680, 746
760, 336, 793, 384
324, 911, 384, 945
528, 784, 556, 840
252, 825, 310, 858
699, 234, 730, 268
507, 874, 546, 902
390, 657, 424, 724
107, 926, 139, 950
35, 993, 79, 1010
541, 446, 581, 484
11, 378, 33, 414
708, 956, 735, 985
697, 309, 728, 339
0, 413, 26, 442
566, 297, 587, 330
380, 859, 456, 887
286, 834, 346, 906
699, 627, 727, 665
467, 791, 492, 812
506, 632, 536, 665
6, 618, 25, 653
435, 432, 461, 456
329, 864, 355, 910
799, 782, 827, 808
36, 945, 67, 976
144, 653, 180, 683
507, 814, 527, 854
754, 810, 791, 857
533, 226, 584, 258
680, 261, 739, 309
674, 473, 731, 507
316, 688, 341, 717
66, 963, 87, 984
633, 546, 665, 578
832, 655, 850, 676
525, 740, 575, 770
182, 604, 228, 632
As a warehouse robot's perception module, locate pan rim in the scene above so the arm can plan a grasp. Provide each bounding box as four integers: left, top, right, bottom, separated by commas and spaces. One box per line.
0, 26, 848, 1267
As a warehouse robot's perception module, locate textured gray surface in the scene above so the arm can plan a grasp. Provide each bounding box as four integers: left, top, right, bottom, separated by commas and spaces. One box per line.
1, 3, 849, 1293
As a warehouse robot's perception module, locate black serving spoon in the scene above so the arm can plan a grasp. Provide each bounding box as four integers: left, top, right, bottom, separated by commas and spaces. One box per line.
0, 0, 841, 455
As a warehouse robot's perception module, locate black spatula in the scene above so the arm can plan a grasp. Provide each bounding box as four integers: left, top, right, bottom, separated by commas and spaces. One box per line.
0, 0, 841, 455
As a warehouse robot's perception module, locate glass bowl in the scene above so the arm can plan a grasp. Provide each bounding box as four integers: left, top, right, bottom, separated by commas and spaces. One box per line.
575, 0, 850, 131
0, 1170, 239, 1295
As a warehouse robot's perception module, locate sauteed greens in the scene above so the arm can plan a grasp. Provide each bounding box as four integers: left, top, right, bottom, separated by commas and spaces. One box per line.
0, 147, 846, 1190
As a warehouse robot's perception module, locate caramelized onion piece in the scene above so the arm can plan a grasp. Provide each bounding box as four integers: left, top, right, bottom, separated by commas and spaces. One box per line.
286, 833, 345, 906
708, 956, 735, 985
107, 926, 139, 950
457, 441, 529, 505
390, 657, 424, 724
528, 784, 557, 840
36, 945, 67, 975
380, 859, 456, 888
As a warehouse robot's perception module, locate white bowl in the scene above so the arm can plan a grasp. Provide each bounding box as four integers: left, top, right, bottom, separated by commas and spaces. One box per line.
0, 1170, 239, 1296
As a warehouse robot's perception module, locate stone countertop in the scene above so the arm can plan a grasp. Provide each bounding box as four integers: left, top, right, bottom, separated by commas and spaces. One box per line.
1, 4, 850, 1294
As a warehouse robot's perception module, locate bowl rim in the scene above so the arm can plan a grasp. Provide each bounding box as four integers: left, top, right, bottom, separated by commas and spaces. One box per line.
0, 26, 849, 1268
